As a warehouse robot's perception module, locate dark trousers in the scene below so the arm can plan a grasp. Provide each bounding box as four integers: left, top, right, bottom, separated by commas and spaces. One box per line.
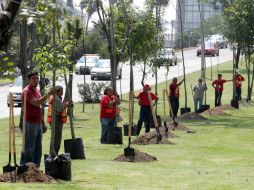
54, 115, 63, 155
170, 97, 179, 117
215, 91, 222, 107
100, 118, 115, 143
236, 87, 242, 101
137, 106, 152, 135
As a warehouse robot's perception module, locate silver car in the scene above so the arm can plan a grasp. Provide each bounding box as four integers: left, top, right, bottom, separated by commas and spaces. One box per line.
90, 59, 122, 80
75, 54, 102, 75
7, 76, 51, 107
158, 48, 178, 66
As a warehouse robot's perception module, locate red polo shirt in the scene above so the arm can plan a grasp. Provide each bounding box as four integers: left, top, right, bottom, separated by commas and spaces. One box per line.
100, 95, 117, 119
22, 85, 42, 124
137, 92, 158, 106
169, 83, 180, 97
234, 75, 245, 88
212, 79, 227, 92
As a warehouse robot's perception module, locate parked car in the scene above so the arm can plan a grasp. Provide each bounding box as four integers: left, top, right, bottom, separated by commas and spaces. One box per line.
7, 76, 51, 107
75, 54, 102, 75
90, 59, 122, 80
196, 41, 219, 57
209, 34, 228, 49
158, 48, 178, 66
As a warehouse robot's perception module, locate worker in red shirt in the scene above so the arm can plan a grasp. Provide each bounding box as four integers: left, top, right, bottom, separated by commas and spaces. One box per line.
135, 84, 158, 135
212, 74, 232, 106
169, 77, 184, 117
234, 70, 245, 100
100, 87, 120, 144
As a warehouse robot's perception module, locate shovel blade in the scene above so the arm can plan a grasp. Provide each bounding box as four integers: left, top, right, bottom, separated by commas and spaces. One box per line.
17, 164, 28, 174
3, 164, 15, 173
124, 147, 135, 157
156, 134, 162, 144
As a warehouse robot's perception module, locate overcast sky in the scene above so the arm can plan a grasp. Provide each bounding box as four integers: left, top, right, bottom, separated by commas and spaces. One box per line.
71, 0, 176, 33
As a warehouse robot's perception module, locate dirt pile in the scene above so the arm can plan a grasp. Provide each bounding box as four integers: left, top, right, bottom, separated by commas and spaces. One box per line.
179, 112, 207, 120
131, 129, 176, 145
201, 107, 227, 116
167, 123, 191, 131
114, 149, 157, 162
0, 163, 57, 183
219, 104, 235, 110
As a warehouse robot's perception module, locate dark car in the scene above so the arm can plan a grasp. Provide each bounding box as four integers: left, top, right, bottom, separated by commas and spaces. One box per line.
196, 41, 219, 57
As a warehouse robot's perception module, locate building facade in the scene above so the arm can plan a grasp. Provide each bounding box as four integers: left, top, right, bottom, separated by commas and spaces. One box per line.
176, 0, 220, 33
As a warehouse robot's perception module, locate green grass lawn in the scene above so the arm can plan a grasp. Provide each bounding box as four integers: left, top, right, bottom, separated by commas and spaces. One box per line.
0, 60, 254, 189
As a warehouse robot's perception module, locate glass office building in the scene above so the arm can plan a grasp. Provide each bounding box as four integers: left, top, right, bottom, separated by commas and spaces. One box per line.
176, 0, 220, 33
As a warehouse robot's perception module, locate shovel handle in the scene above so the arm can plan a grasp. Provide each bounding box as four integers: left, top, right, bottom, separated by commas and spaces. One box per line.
128, 91, 133, 138
10, 94, 17, 165
8, 93, 12, 154
162, 89, 166, 121
148, 92, 159, 128
22, 93, 27, 152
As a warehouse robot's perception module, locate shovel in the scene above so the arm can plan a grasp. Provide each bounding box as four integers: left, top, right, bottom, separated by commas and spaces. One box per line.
162, 89, 168, 137
148, 92, 162, 143
124, 91, 135, 157
17, 92, 28, 174
165, 89, 178, 130
3, 93, 16, 174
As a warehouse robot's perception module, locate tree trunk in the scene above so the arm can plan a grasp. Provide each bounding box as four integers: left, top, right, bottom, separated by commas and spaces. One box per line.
0, 0, 22, 50
235, 47, 241, 69
141, 61, 146, 87
18, 18, 28, 130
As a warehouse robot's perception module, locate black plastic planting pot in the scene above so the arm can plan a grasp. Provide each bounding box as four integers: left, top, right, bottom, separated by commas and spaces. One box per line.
230, 99, 239, 109
64, 138, 85, 160
150, 115, 161, 128
123, 123, 137, 136
106, 127, 123, 144
180, 107, 191, 115
198, 104, 210, 113
44, 153, 71, 180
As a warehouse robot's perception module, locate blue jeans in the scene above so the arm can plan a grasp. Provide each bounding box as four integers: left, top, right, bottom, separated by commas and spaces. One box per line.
137, 106, 152, 135
194, 97, 203, 112
236, 87, 242, 101
20, 122, 42, 167
100, 118, 115, 144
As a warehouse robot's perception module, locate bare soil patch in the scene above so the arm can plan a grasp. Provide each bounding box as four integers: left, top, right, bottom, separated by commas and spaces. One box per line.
167, 123, 191, 131
0, 163, 57, 183
219, 104, 235, 110
132, 129, 175, 145
114, 149, 156, 162
201, 107, 228, 116
179, 112, 207, 120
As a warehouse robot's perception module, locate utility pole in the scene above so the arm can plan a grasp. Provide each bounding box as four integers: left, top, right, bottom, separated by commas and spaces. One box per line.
171, 20, 174, 48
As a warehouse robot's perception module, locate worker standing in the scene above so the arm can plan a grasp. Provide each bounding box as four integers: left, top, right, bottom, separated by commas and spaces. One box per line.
47, 85, 72, 155
135, 84, 158, 135
212, 74, 232, 107
234, 70, 245, 101
193, 78, 207, 112
169, 77, 184, 117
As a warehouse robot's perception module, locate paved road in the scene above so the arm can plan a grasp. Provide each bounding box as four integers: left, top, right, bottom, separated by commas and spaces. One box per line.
0, 48, 233, 119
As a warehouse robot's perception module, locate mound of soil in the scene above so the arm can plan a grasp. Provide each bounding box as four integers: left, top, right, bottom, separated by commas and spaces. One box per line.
179, 112, 207, 120
114, 149, 157, 162
219, 104, 235, 110
167, 123, 191, 131
201, 107, 227, 116
0, 163, 57, 183
132, 130, 175, 145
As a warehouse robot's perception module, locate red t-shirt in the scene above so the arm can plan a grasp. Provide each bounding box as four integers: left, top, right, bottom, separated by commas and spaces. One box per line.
137, 92, 158, 106
22, 85, 42, 124
169, 83, 180, 97
100, 95, 117, 119
234, 75, 245, 88
212, 79, 227, 92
